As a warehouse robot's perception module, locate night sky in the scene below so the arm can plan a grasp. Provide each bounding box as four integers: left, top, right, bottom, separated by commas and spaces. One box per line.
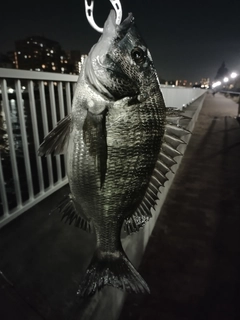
1, 0, 240, 82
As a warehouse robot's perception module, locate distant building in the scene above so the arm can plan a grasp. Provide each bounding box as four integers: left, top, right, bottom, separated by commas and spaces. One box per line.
200, 78, 210, 89
13, 36, 81, 74
176, 80, 188, 87
0, 53, 13, 68
66, 50, 81, 74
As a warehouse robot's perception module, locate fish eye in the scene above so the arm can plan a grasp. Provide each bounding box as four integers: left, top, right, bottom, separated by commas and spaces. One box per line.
131, 47, 146, 64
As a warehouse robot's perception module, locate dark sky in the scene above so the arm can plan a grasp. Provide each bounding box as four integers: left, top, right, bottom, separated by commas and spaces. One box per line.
1, 0, 240, 82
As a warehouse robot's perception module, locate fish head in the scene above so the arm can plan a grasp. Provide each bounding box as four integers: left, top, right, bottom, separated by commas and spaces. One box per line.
85, 10, 159, 101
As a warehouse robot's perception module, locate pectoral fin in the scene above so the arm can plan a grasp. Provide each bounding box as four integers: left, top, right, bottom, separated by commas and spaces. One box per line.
38, 114, 71, 156
83, 110, 107, 187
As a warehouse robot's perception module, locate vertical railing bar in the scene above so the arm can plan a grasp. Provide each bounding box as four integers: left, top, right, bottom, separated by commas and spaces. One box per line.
65, 82, 72, 115
39, 81, 54, 187
57, 81, 67, 179
48, 82, 61, 182
64, 82, 72, 176
28, 81, 44, 193
72, 82, 77, 95
15, 80, 34, 200
0, 154, 9, 216
1, 79, 22, 207
57, 82, 65, 119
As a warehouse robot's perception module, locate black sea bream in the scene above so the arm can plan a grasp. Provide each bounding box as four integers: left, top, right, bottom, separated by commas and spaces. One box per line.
39, 10, 189, 297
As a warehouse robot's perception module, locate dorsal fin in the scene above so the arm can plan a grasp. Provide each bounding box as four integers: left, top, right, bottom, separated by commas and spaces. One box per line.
124, 116, 191, 235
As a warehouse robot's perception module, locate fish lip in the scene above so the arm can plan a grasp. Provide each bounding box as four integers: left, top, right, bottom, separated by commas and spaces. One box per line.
97, 55, 123, 78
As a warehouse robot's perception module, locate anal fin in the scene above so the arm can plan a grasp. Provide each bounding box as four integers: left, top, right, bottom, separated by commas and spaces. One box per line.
52, 194, 92, 233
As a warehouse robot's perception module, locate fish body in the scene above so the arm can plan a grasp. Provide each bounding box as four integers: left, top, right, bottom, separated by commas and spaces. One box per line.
39, 10, 188, 297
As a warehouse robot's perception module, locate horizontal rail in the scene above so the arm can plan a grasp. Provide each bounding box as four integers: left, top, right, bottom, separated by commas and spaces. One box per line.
0, 68, 78, 82
219, 90, 240, 95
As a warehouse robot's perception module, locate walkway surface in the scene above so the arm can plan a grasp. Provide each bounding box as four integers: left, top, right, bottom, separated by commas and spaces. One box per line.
119, 93, 240, 320
1, 93, 240, 320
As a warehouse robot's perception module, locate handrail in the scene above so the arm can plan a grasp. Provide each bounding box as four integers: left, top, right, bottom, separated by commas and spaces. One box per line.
0, 68, 78, 81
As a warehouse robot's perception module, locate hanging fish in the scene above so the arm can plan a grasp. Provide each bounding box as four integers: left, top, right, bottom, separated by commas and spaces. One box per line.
38, 10, 189, 297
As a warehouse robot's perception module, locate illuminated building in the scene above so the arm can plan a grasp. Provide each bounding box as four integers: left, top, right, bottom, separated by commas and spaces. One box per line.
15, 36, 63, 72
13, 36, 81, 74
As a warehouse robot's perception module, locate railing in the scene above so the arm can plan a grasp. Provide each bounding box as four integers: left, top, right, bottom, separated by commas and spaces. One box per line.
217, 89, 240, 118
161, 85, 206, 109
0, 68, 78, 228
0, 68, 206, 229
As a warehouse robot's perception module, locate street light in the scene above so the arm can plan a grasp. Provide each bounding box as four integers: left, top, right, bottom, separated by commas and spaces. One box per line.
223, 77, 229, 82
230, 72, 237, 79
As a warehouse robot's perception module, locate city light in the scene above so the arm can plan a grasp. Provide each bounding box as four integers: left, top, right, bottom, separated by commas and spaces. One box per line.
212, 81, 221, 88
230, 72, 237, 79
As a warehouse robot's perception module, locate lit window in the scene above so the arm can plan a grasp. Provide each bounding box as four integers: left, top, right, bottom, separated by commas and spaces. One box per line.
28, 55, 31, 58
42, 64, 46, 68
52, 66, 56, 70
35, 68, 40, 71
60, 56, 63, 59
27, 41, 29, 44
47, 53, 50, 56
24, 55, 27, 58
64, 60, 68, 63
51, 62, 55, 65
61, 67, 65, 72
50, 50, 54, 53
40, 43, 43, 47
18, 51, 21, 54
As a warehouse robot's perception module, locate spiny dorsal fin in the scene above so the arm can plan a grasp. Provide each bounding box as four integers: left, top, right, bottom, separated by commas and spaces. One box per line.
164, 134, 186, 149
38, 114, 71, 156
161, 142, 182, 158
124, 112, 191, 235
165, 123, 191, 138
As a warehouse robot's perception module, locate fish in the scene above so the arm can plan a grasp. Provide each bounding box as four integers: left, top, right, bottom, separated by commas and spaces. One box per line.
38, 9, 189, 297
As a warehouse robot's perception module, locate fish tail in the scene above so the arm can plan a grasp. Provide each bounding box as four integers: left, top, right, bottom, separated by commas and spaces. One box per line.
77, 249, 150, 297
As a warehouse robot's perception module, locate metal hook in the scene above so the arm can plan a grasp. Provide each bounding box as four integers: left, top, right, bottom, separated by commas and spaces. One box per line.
85, 0, 122, 33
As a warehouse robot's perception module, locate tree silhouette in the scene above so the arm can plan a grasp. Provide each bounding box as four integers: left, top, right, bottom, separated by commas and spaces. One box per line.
215, 61, 228, 80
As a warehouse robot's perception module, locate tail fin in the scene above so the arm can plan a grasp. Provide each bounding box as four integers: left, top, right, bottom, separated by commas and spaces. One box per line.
77, 249, 150, 297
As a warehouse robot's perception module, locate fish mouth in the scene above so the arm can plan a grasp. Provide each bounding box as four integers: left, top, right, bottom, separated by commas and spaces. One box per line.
116, 11, 134, 40
85, 10, 137, 100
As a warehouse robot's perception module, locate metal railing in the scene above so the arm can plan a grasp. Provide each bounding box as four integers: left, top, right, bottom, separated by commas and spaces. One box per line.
0, 68, 206, 228
0, 68, 78, 228
161, 86, 206, 109
217, 89, 240, 119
